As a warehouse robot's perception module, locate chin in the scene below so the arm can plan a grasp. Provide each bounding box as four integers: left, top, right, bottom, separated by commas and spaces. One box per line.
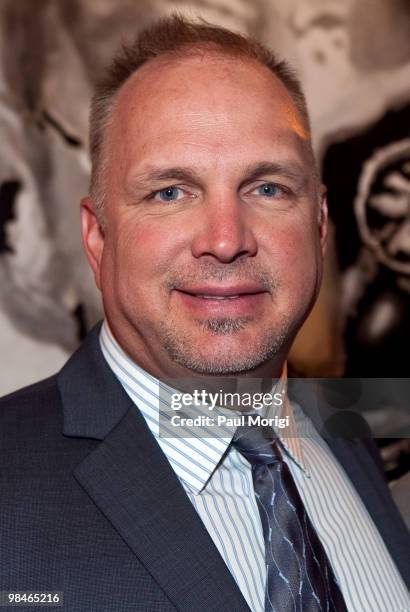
164, 334, 287, 377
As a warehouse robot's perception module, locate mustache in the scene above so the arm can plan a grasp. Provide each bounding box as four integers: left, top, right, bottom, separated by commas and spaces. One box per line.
165, 260, 277, 293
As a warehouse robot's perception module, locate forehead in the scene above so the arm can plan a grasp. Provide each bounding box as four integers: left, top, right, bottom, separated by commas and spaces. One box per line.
108, 52, 310, 172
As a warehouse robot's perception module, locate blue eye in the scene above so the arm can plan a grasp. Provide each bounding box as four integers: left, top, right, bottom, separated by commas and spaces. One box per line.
155, 187, 181, 202
257, 183, 282, 197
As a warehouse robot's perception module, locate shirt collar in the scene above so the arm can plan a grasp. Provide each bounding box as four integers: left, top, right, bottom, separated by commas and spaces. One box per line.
99, 319, 310, 493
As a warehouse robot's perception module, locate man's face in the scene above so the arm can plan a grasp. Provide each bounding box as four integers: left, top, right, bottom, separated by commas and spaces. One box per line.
82, 53, 327, 379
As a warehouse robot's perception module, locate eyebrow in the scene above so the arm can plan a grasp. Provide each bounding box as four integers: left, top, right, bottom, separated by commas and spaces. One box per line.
129, 167, 202, 190
127, 160, 309, 194
239, 161, 308, 189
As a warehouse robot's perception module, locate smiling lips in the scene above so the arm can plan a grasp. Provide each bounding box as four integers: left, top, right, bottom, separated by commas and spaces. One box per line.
175, 285, 268, 316
193, 295, 241, 299
178, 283, 267, 298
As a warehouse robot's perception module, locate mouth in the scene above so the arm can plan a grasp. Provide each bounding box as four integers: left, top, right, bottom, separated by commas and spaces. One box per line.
180, 292, 256, 300
174, 285, 268, 316
176, 284, 268, 298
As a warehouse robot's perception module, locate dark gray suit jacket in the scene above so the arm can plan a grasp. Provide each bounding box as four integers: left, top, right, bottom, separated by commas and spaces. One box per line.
0, 324, 409, 611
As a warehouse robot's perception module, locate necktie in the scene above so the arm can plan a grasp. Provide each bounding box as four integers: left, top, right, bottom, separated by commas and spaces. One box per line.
232, 423, 348, 612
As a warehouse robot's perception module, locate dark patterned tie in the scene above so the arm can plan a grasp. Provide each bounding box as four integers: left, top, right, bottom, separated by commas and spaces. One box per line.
232, 424, 348, 612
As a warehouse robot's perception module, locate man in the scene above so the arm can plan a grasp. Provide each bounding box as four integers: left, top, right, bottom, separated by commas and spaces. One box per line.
0, 14, 409, 612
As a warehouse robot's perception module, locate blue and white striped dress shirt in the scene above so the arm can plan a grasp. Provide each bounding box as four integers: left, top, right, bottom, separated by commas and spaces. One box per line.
100, 320, 409, 612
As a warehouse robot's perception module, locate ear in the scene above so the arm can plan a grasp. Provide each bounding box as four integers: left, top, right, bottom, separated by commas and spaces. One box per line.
318, 185, 328, 257
80, 197, 105, 291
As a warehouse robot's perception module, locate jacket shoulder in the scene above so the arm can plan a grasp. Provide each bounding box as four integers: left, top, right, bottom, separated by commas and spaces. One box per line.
0, 375, 62, 443
0, 375, 58, 404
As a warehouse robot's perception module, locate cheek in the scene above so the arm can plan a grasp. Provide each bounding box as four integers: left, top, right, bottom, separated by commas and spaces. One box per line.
104, 217, 184, 303
265, 220, 321, 293
116, 218, 167, 269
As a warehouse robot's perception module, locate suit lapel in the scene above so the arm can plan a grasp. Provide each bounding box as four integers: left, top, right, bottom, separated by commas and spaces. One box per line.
326, 437, 410, 588
58, 324, 250, 611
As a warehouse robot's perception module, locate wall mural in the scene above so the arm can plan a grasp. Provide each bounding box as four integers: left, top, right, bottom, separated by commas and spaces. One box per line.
0, 0, 409, 477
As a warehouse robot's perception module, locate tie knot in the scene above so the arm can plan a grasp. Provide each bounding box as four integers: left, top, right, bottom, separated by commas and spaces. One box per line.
232, 423, 281, 466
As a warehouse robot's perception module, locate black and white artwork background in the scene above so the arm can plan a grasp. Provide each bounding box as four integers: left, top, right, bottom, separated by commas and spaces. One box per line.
0, 0, 409, 394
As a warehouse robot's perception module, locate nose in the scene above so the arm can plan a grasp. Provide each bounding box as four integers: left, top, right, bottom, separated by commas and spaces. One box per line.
191, 195, 258, 263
